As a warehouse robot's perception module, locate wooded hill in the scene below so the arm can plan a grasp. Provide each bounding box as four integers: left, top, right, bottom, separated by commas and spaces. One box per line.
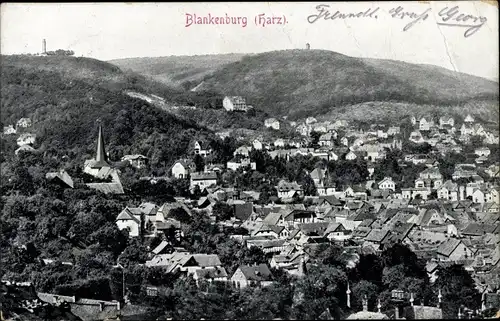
110, 50, 499, 121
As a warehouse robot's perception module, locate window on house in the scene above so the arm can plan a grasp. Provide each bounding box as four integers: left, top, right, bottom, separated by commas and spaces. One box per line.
146, 287, 158, 297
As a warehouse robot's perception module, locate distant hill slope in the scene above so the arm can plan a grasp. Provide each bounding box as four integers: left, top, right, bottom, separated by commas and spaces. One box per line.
1, 55, 189, 96
189, 49, 498, 119
0, 55, 215, 168
109, 53, 248, 88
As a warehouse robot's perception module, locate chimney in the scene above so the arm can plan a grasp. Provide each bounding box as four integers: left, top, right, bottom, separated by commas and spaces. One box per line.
410, 292, 414, 306
438, 289, 443, 308
42, 39, 46, 53
306, 43, 310, 50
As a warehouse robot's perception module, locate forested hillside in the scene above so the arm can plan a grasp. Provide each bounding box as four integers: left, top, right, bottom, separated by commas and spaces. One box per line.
110, 53, 248, 88
0, 55, 237, 308
195, 50, 498, 119
1, 55, 220, 171
117, 49, 498, 120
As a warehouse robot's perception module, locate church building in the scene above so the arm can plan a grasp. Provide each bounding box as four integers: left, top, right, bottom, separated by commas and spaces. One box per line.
83, 123, 124, 194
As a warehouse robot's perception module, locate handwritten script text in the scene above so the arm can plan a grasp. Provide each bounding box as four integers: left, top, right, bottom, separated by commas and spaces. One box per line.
307, 4, 488, 37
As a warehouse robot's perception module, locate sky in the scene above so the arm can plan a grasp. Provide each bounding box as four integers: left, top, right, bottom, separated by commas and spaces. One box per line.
1, 1, 498, 81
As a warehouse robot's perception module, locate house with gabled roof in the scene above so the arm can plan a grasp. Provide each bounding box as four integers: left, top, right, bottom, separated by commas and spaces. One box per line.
363, 228, 392, 251
145, 251, 193, 271
464, 114, 475, 123
297, 222, 330, 237
246, 238, 287, 254
3, 124, 16, 135
157, 202, 191, 223
436, 238, 475, 262
171, 159, 196, 179
193, 266, 228, 286
223, 96, 250, 112
437, 180, 459, 202
439, 116, 455, 128
231, 264, 274, 289
270, 252, 299, 270
276, 180, 303, 200
234, 145, 252, 157
16, 117, 32, 128
17, 133, 36, 146
233, 202, 254, 222
194, 141, 212, 157
461, 223, 497, 237
419, 117, 434, 131
190, 172, 217, 191
345, 151, 357, 160
318, 132, 335, 147
283, 210, 317, 228
263, 210, 285, 226
227, 155, 256, 171
145, 252, 224, 279
481, 202, 500, 213
378, 177, 396, 192
318, 195, 343, 207
270, 252, 306, 276
151, 240, 173, 256
45, 169, 74, 189
323, 223, 350, 241
252, 139, 263, 150
407, 208, 447, 228
386, 222, 416, 245
122, 154, 148, 169
116, 207, 142, 237
252, 223, 285, 239
309, 168, 335, 196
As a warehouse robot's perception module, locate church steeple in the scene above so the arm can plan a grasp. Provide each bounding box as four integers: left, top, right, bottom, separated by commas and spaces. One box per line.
91, 120, 109, 168
96, 123, 107, 163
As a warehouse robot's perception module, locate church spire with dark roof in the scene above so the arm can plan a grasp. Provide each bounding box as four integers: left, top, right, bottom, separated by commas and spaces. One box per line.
91, 121, 109, 168
96, 124, 107, 162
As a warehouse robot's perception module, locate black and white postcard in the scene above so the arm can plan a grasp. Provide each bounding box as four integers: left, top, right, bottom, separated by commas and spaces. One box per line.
1, 2, 498, 320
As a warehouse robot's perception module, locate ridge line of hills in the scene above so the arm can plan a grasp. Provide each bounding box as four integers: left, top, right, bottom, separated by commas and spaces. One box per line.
109, 49, 498, 120
1, 50, 498, 169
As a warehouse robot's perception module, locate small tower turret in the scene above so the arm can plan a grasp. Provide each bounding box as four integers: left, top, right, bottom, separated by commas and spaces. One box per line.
362, 295, 368, 311
298, 256, 307, 277
346, 282, 351, 308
